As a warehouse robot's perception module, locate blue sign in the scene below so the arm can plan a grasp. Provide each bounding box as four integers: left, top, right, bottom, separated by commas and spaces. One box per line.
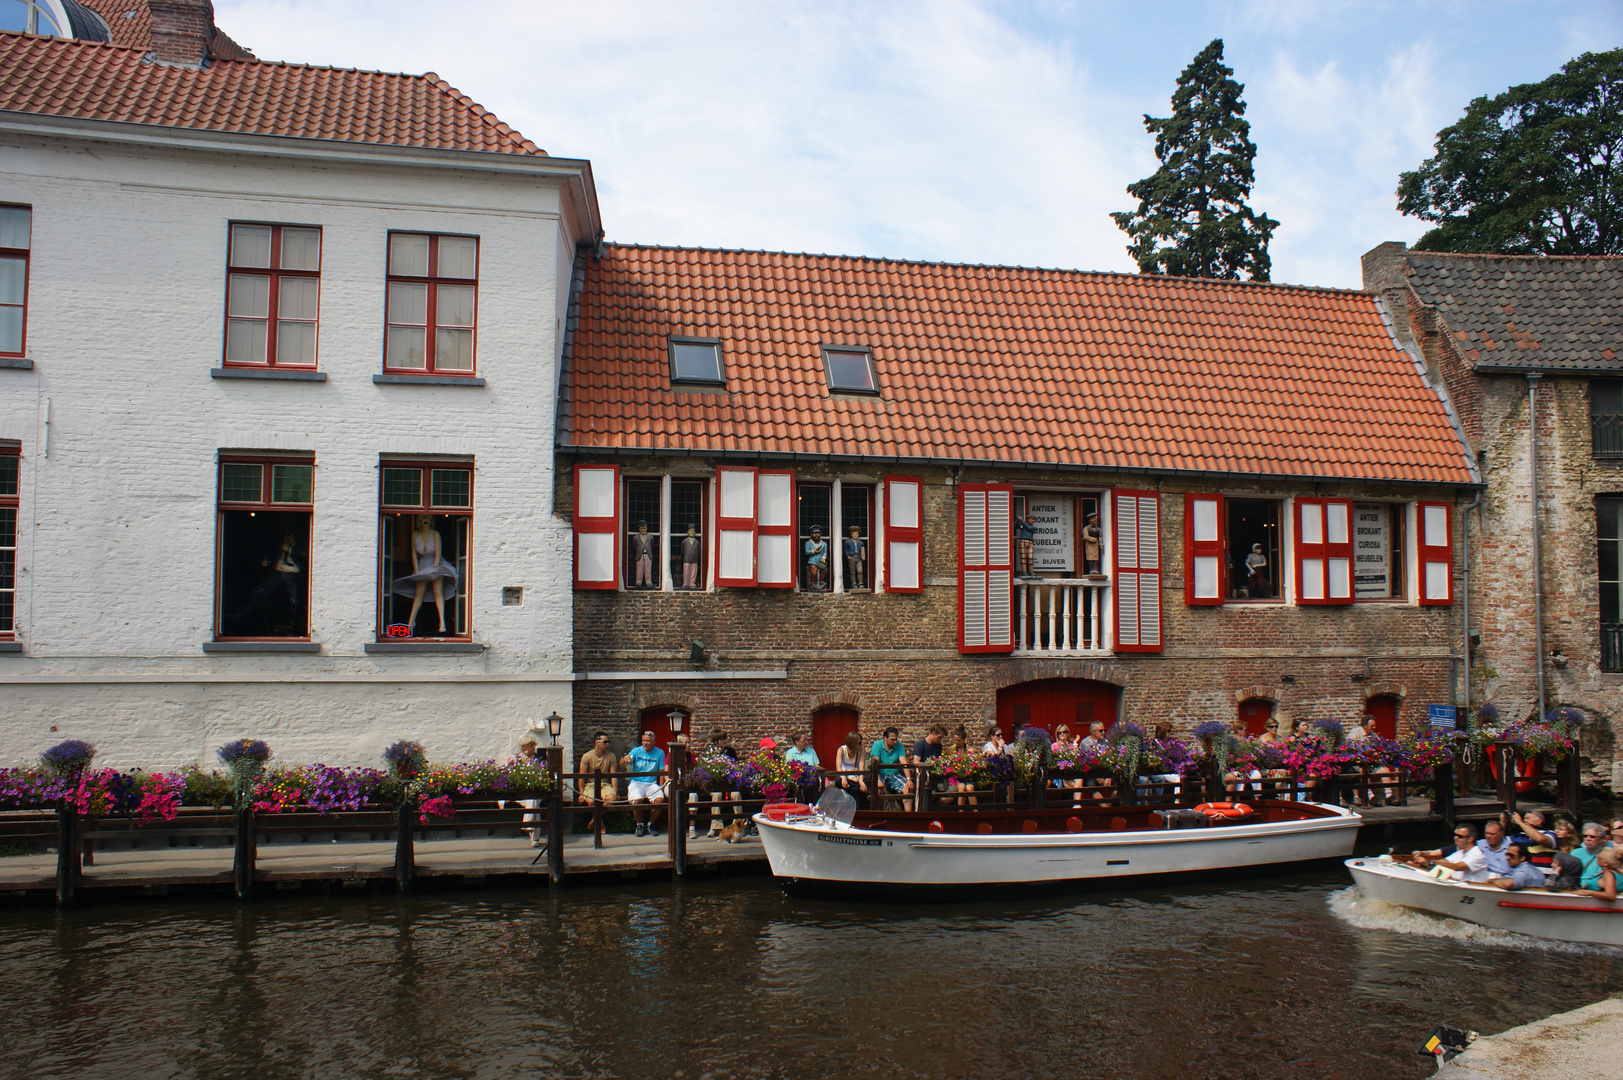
1428, 704, 1457, 730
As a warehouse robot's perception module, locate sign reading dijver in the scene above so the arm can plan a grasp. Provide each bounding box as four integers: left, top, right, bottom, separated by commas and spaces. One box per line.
1025, 494, 1074, 573
1354, 504, 1389, 599
1428, 704, 1457, 730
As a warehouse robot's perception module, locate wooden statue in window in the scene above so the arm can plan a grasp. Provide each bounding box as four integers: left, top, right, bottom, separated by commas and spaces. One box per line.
1082, 512, 1103, 576
805, 526, 829, 591
1244, 543, 1269, 595
680, 525, 701, 589
630, 520, 656, 588
843, 525, 867, 589
393, 515, 459, 633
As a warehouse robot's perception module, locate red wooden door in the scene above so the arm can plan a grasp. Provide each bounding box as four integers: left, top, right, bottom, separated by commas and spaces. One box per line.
638, 706, 676, 751
812, 706, 859, 772
1364, 696, 1399, 740
995, 679, 1119, 739
1238, 698, 1273, 737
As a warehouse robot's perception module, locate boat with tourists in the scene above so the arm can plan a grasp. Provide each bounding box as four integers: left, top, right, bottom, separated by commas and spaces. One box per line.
754, 793, 1362, 899
1344, 857, 1623, 947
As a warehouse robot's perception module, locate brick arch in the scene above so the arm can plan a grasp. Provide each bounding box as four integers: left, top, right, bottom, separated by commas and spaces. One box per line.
1361, 684, 1408, 705
1232, 686, 1280, 706
625, 690, 698, 718
807, 690, 865, 716
990, 658, 1130, 691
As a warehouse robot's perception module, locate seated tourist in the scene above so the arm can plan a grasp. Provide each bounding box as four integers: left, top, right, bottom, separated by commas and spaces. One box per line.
1486, 841, 1546, 891
1573, 822, 1613, 891
1575, 848, 1621, 902
871, 726, 912, 797
621, 730, 667, 838
834, 731, 868, 809
577, 732, 620, 807
1475, 818, 1513, 876
1407, 823, 1474, 870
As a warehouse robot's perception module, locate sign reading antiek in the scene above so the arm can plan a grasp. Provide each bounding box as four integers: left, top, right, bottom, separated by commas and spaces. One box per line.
1025, 494, 1074, 572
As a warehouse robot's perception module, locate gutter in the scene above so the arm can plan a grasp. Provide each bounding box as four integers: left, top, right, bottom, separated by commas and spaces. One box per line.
1529, 373, 1547, 718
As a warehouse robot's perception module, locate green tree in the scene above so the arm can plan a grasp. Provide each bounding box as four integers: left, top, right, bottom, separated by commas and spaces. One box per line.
1398, 49, 1623, 255
1111, 39, 1278, 281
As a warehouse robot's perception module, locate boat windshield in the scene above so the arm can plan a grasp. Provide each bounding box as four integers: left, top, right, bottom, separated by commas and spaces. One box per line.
816, 785, 858, 827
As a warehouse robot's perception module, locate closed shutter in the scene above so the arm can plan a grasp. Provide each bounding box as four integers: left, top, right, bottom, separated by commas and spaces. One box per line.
756, 470, 795, 587
1185, 493, 1224, 605
1296, 497, 1325, 605
885, 475, 924, 593
715, 466, 757, 587
573, 464, 619, 589
1418, 501, 1453, 605
1113, 490, 1162, 652
959, 483, 1013, 653
1297, 498, 1354, 605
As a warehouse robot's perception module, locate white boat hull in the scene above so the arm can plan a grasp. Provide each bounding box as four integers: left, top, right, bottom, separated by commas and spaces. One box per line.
1346, 858, 1623, 947
755, 805, 1361, 898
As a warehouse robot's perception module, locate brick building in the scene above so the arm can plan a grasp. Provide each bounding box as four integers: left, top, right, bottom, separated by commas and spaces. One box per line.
562, 246, 1479, 764
1364, 243, 1623, 787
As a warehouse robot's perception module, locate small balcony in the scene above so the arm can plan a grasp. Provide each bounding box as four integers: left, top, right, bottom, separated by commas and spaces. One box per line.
1013, 577, 1109, 655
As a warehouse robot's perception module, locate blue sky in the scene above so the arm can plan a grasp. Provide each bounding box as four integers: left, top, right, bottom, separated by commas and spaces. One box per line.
219, 1, 1621, 288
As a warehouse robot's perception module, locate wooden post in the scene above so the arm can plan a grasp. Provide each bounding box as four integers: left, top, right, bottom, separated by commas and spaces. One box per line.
55, 803, 77, 908
917, 762, 932, 813
668, 744, 687, 877
1118, 771, 1137, 807
866, 757, 881, 810
546, 747, 564, 885
1430, 760, 1456, 824
1453, 735, 1472, 797
1493, 742, 1516, 814
1557, 745, 1582, 821
233, 804, 255, 901
1030, 766, 1047, 810
394, 801, 415, 894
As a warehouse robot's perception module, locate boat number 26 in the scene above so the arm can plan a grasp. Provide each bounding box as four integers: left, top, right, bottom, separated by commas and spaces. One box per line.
1459, 897, 1475, 905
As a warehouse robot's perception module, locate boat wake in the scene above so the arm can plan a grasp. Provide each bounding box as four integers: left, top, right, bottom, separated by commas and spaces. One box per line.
1327, 887, 1620, 955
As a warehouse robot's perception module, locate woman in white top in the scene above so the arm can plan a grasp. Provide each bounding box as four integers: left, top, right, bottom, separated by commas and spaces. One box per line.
834, 731, 868, 807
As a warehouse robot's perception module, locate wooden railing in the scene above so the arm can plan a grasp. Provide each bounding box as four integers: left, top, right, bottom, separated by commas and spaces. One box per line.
1013, 578, 1109, 654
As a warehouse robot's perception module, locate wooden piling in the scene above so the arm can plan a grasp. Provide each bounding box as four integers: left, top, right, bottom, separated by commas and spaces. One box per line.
55, 804, 77, 908
546, 747, 565, 884
232, 805, 254, 901
394, 801, 415, 894
668, 744, 687, 877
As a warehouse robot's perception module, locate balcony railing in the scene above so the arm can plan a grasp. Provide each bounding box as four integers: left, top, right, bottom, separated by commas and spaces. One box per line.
1013, 577, 1109, 654
1602, 622, 1623, 672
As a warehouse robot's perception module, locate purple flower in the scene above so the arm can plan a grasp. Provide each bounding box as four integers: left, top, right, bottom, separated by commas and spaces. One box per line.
1312, 717, 1344, 744
1016, 727, 1051, 750
1109, 721, 1146, 744
1475, 703, 1500, 724
40, 739, 95, 777
1191, 720, 1228, 743
217, 739, 272, 765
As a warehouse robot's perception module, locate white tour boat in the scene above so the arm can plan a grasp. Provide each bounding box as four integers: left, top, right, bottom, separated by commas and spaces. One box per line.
1345, 857, 1623, 947
754, 795, 1362, 899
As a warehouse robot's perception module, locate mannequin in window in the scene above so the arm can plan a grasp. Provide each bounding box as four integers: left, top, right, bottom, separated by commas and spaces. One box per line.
843, 525, 866, 589
680, 524, 701, 588
630, 520, 656, 588
393, 514, 458, 633
805, 525, 829, 590
1016, 515, 1038, 578
1245, 543, 1269, 596
1082, 513, 1103, 577
240, 532, 302, 632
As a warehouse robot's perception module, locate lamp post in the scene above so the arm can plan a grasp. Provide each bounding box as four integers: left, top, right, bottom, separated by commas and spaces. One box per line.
545, 711, 564, 747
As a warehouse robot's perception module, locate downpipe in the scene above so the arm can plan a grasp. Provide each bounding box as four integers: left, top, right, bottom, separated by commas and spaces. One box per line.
1528, 374, 1547, 719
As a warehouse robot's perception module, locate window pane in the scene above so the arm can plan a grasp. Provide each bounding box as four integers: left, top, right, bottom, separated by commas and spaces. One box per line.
0, 306, 20, 354
221, 463, 262, 503
271, 464, 313, 504
387, 327, 427, 369
280, 228, 321, 271
382, 468, 422, 507
1227, 498, 1281, 600
670, 480, 704, 589
0, 455, 14, 496
825, 350, 875, 391
1601, 537, 1618, 587
430, 469, 470, 508
625, 479, 661, 588
437, 236, 478, 279
435, 328, 474, 370
388, 282, 427, 325
1601, 499, 1620, 541
798, 483, 832, 591
389, 233, 429, 277
0, 257, 23, 305
671, 341, 722, 382
277, 277, 318, 321
230, 224, 272, 269
226, 319, 268, 364
0, 206, 28, 250
1353, 504, 1393, 599
276, 322, 316, 366
436, 284, 475, 327
380, 511, 467, 638
227, 274, 270, 318
218, 508, 309, 637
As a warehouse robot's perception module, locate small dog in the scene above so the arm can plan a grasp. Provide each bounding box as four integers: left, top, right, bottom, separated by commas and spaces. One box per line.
717, 819, 750, 843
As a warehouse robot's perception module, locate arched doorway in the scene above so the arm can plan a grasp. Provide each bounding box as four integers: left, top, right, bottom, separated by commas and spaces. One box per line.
1238, 698, 1274, 738
811, 705, 860, 772
1364, 695, 1399, 740
995, 679, 1119, 740
638, 705, 686, 751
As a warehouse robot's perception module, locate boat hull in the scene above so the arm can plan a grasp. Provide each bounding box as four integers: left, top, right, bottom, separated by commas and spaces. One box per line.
755, 805, 1361, 900
1345, 858, 1623, 947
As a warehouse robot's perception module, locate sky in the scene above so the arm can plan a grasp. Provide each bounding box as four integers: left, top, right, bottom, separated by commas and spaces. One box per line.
216, 1, 1621, 289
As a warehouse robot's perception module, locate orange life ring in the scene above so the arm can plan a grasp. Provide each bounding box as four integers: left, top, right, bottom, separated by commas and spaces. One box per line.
1193, 802, 1253, 819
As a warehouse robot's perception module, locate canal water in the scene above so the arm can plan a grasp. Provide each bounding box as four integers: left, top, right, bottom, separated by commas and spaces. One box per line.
2, 870, 1621, 1080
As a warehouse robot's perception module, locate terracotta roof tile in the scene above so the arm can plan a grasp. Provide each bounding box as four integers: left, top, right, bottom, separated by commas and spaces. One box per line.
0, 31, 544, 156
563, 245, 1474, 485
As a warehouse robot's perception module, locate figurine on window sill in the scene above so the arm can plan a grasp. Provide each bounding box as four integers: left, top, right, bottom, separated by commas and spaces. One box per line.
1016, 515, 1038, 578
392, 515, 458, 634
1082, 512, 1104, 577
680, 524, 701, 589
1245, 543, 1269, 596
630, 520, 657, 588
805, 525, 829, 591
843, 525, 866, 590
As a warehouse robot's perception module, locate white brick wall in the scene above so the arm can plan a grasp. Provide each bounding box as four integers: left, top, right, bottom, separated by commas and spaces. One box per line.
0, 126, 593, 770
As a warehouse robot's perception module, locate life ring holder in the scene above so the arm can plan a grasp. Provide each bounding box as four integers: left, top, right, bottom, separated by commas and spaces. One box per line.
1193, 802, 1253, 820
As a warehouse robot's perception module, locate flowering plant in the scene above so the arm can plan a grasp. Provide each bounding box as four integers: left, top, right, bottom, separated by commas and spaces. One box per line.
217, 739, 272, 801
1142, 736, 1192, 776
1281, 731, 1347, 780
1494, 719, 1576, 762
1011, 727, 1051, 783
40, 739, 96, 777
929, 748, 995, 786
407, 758, 554, 802
0, 764, 182, 824
382, 740, 427, 781
729, 749, 819, 797
419, 795, 456, 823
1398, 728, 1456, 775
1312, 717, 1346, 748
1191, 720, 1229, 745
252, 765, 392, 815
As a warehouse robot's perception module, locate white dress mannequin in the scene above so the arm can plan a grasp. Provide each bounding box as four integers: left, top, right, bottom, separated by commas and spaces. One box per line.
391, 515, 459, 633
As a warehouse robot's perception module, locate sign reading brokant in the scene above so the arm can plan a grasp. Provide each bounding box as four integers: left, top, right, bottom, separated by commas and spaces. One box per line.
1354, 504, 1390, 599
1025, 494, 1073, 573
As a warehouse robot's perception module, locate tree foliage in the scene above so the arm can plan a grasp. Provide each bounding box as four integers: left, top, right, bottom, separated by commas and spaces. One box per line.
1111, 39, 1278, 281
1398, 49, 1623, 255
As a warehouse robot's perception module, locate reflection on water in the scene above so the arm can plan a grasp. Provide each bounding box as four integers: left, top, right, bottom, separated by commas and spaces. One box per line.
1, 871, 1621, 1080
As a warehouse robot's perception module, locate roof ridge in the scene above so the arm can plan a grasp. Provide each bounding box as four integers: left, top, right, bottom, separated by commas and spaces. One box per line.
1408, 250, 1623, 264
599, 241, 1371, 297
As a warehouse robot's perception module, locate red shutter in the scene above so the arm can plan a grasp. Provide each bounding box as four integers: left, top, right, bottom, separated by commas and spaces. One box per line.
959, 483, 1014, 653
1296, 497, 1325, 606
1184, 493, 1224, 606
1113, 490, 1162, 652
1419, 501, 1454, 605
1324, 498, 1354, 604
573, 463, 619, 589
885, 475, 924, 593
715, 466, 757, 587
756, 470, 795, 588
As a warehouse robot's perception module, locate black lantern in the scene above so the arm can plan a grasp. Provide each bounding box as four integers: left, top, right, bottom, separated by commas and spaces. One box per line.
545, 711, 564, 746
668, 708, 688, 735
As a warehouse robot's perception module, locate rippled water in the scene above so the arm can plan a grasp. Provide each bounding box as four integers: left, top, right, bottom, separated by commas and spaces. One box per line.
2, 869, 1621, 1080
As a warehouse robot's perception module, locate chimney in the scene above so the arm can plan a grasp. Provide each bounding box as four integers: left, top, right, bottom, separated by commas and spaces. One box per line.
147, 0, 216, 67
1361, 241, 1416, 351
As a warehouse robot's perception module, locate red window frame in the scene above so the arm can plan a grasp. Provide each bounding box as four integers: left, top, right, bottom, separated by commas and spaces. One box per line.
377, 460, 474, 640
1296, 497, 1354, 605
756, 469, 796, 588
1184, 493, 1224, 606
959, 483, 1014, 653
1418, 501, 1454, 605
384, 231, 480, 376
715, 466, 758, 587
0, 444, 17, 638
215, 453, 315, 641
222, 222, 322, 369
0, 204, 30, 359
1113, 489, 1162, 653
884, 475, 924, 593
573, 464, 620, 589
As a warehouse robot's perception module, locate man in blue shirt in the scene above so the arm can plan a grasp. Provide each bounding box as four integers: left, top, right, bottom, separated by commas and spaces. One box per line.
622, 730, 667, 838
1475, 818, 1512, 877
1487, 842, 1546, 891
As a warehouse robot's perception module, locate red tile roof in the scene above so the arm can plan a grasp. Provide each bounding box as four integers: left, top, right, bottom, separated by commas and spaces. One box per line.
0, 31, 544, 156
563, 246, 1475, 485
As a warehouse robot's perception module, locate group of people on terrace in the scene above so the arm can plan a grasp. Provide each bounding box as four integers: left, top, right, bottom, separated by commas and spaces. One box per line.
1406, 812, 1623, 900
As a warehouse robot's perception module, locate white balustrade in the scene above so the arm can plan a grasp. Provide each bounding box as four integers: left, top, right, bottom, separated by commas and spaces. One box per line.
1012, 578, 1109, 654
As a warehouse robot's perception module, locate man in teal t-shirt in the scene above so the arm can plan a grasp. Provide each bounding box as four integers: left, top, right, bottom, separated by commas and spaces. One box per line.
622, 731, 667, 838
869, 726, 912, 796
1574, 823, 1612, 889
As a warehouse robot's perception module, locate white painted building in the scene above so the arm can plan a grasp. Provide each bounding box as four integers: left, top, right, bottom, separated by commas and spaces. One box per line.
0, 2, 599, 768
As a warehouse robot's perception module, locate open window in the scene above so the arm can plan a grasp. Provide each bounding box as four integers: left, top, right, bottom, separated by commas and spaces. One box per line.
624, 477, 662, 589
840, 484, 873, 590
1353, 503, 1406, 600
884, 475, 923, 592
216, 455, 313, 639
797, 482, 832, 591
1418, 501, 1453, 605
1296, 498, 1353, 605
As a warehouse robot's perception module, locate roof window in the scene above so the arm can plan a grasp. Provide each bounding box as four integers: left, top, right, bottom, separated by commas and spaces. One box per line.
669, 337, 725, 386
823, 346, 878, 394
1, 0, 65, 36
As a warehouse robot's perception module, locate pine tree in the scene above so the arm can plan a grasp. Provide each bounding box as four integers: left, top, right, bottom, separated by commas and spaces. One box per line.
1111, 39, 1278, 281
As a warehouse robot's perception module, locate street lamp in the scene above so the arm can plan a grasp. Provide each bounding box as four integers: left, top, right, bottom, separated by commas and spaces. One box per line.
668, 708, 688, 736
545, 711, 564, 746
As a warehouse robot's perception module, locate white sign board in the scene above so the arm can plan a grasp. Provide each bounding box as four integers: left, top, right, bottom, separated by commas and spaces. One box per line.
1025, 494, 1073, 572
1354, 503, 1390, 599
